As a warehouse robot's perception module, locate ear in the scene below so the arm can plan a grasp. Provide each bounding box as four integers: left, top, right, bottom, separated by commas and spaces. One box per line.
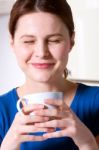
70, 32, 75, 50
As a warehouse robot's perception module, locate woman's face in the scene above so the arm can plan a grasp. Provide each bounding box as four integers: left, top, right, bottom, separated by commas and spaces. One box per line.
11, 12, 74, 83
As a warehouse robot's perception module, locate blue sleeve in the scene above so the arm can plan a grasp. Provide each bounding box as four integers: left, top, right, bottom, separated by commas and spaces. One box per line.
92, 90, 99, 136
0, 89, 18, 146
0, 99, 5, 145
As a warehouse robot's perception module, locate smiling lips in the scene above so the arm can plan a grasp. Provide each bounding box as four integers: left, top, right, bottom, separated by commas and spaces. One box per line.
31, 63, 55, 69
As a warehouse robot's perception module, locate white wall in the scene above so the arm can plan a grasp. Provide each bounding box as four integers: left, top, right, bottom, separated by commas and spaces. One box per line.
0, 0, 99, 94
67, 0, 99, 81
0, 15, 25, 94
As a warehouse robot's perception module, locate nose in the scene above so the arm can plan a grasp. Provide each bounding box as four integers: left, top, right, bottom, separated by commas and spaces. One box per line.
34, 41, 50, 58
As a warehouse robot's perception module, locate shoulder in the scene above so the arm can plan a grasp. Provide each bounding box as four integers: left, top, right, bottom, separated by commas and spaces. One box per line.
0, 88, 18, 127
75, 83, 99, 107
72, 83, 99, 119
78, 83, 99, 95
0, 88, 17, 100
76, 83, 99, 103
0, 88, 18, 110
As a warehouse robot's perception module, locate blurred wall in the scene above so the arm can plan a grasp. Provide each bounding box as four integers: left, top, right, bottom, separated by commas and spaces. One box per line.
67, 0, 99, 81
0, 15, 25, 94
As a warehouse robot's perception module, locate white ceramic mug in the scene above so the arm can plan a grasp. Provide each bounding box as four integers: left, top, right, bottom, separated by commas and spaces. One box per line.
17, 92, 63, 115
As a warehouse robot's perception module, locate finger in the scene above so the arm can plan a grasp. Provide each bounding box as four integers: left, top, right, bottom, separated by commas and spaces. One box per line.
44, 99, 70, 112
22, 104, 44, 114
43, 129, 66, 139
19, 134, 46, 142
34, 108, 70, 119
35, 119, 67, 128
44, 99, 63, 106
34, 108, 59, 117
19, 125, 49, 134
20, 115, 49, 124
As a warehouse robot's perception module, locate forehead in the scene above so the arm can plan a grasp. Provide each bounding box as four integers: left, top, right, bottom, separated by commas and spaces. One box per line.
15, 12, 69, 36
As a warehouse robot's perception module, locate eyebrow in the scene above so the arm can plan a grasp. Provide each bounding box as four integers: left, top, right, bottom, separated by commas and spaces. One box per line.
47, 33, 63, 38
20, 33, 63, 39
20, 35, 35, 39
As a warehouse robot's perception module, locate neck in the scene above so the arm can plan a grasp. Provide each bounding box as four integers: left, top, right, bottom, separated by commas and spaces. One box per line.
18, 77, 68, 97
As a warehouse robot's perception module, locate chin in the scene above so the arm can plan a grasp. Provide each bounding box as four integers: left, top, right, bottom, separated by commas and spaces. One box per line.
32, 78, 51, 83
31, 73, 54, 83
27, 68, 60, 83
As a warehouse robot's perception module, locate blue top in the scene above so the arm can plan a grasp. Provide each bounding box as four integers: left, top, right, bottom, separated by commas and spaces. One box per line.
0, 84, 99, 150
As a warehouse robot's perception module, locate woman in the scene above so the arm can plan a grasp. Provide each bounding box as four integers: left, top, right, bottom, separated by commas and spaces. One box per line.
0, 0, 99, 149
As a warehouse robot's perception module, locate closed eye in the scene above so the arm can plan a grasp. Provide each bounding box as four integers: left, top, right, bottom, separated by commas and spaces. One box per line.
48, 39, 62, 43
24, 41, 34, 44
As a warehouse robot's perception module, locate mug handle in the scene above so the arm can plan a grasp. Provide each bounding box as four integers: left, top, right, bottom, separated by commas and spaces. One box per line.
17, 98, 23, 113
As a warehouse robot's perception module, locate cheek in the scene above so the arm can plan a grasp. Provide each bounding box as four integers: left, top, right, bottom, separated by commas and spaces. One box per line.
52, 45, 69, 60
14, 44, 32, 61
